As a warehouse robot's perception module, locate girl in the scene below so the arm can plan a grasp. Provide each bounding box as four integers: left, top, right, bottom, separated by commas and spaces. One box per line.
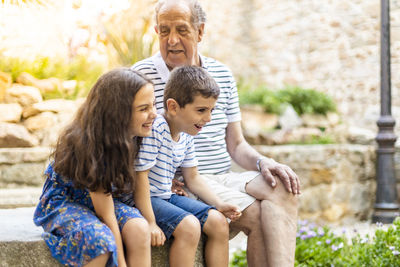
33, 68, 157, 267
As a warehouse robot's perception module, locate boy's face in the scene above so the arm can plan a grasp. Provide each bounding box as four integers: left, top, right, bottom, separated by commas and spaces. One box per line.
175, 95, 216, 136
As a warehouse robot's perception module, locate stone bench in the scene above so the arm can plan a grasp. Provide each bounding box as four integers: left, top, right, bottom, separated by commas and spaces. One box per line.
0, 207, 205, 267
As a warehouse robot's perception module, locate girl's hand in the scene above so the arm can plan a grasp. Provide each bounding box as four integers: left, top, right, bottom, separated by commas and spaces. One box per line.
149, 222, 166, 246
216, 202, 242, 221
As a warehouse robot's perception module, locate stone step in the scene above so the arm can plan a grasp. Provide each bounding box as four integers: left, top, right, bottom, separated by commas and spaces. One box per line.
0, 207, 205, 267
0, 186, 42, 208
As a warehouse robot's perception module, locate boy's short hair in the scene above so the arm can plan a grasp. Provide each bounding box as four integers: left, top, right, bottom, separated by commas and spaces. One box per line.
164, 65, 220, 109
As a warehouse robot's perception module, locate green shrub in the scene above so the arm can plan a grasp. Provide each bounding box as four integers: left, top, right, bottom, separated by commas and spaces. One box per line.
230, 217, 400, 267
0, 55, 104, 99
237, 82, 336, 116
277, 86, 336, 115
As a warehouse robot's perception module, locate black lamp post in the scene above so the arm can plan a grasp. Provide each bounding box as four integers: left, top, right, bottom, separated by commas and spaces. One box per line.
372, 0, 400, 223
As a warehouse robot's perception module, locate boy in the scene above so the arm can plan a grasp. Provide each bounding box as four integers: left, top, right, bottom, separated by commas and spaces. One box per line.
129, 66, 241, 267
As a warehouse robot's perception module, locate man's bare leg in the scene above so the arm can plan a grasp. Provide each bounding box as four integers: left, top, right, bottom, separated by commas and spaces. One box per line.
230, 200, 268, 267
246, 175, 298, 267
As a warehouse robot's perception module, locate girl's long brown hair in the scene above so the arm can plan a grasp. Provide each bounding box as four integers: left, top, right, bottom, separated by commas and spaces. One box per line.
52, 68, 152, 194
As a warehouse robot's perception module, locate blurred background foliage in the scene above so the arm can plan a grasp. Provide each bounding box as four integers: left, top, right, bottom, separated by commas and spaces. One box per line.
238, 79, 337, 116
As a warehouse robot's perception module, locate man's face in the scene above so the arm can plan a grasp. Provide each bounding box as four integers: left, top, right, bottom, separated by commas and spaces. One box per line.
156, 2, 204, 69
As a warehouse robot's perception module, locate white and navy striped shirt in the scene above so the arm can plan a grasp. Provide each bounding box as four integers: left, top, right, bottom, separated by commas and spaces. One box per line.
135, 114, 197, 199
133, 52, 241, 175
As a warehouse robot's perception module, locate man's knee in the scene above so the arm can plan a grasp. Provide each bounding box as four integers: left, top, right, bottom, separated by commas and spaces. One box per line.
230, 201, 262, 236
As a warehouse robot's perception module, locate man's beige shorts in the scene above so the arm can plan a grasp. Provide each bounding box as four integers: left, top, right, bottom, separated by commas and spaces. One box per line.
177, 171, 259, 212
200, 171, 259, 212
177, 171, 260, 239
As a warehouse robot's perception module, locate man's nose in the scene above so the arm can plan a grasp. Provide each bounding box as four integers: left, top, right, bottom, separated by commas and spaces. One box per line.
168, 31, 179, 46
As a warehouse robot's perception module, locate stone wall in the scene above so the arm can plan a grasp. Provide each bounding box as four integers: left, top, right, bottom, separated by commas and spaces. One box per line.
255, 144, 377, 223
201, 0, 400, 139
1, 145, 378, 224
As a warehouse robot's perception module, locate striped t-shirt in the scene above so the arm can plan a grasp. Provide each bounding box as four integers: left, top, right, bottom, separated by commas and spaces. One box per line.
132, 52, 241, 175
135, 114, 197, 199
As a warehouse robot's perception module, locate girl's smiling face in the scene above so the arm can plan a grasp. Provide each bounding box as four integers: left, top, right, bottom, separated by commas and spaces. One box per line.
130, 83, 157, 137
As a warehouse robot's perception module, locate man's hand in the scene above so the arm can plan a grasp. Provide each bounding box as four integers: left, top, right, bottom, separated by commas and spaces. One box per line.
259, 157, 301, 195
216, 202, 242, 221
149, 222, 166, 246
171, 178, 188, 196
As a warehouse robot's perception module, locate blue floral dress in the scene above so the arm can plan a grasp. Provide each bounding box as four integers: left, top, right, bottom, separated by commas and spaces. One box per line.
33, 164, 143, 267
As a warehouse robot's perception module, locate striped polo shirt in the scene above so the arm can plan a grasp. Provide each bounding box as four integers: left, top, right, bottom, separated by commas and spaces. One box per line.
132, 52, 241, 175
135, 114, 197, 199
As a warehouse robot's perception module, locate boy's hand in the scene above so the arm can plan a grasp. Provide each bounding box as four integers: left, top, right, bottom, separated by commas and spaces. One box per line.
149, 222, 166, 246
216, 202, 242, 221
171, 178, 188, 196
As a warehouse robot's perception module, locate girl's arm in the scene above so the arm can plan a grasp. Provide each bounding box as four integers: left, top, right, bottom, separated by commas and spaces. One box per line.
134, 170, 166, 246
89, 191, 126, 267
182, 166, 241, 221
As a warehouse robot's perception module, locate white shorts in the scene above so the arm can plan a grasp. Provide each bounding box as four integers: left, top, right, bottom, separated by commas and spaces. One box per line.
177, 171, 260, 239
201, 171, 259, 212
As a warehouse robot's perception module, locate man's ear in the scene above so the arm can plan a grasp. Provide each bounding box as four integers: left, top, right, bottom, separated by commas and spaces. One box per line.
166, 98, 179, 114
197, 23, 205, 42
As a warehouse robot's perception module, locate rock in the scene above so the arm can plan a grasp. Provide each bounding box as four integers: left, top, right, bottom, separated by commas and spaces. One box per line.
241, 107, 279, 131
0, 162, 48, 186
0, 147, 51, 164
286, 127, 323, 143
0, 208, 205, 267
0, 71, 12, 102
0, 103, 22, 123
4, 84, 43, 107
0, 123, 39, 148
23, 112, 57, 132
279, 105, 302, 130
301, 113, 339, 129
62, 80, 77, 94
23, 99, 78, 118
347, 126, 376, 145
16, 72, 63, 94
322, 203, 347, 222
310, 167, 334, 185
0, 187, 42, 208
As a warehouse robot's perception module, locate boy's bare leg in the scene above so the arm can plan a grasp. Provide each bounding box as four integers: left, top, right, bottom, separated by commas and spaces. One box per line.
202, 209, 230, 267
170, 215, 201, 267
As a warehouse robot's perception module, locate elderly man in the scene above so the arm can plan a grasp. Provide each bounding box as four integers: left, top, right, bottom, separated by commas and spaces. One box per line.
133, 0, 300, 266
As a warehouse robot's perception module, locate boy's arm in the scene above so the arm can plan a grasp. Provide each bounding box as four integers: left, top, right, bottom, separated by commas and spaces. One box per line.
89, 191, 127, 267
182, 166, 241, 221
134, 170, 165, 246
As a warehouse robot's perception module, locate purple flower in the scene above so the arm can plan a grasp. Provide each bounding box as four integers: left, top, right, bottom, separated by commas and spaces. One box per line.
393, 250, 400, 256
306, 231, 317, 238
326, 239, 331, 244
299, 226, 308, 234
317, 227, 325, 236
316, 241, 322, 245
331, 243, 343, 252
360, 237, 369, 244
389, 246, 395, 251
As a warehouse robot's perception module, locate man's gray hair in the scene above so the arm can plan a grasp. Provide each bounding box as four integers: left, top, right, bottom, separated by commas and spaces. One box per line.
155, 0, 206, 28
